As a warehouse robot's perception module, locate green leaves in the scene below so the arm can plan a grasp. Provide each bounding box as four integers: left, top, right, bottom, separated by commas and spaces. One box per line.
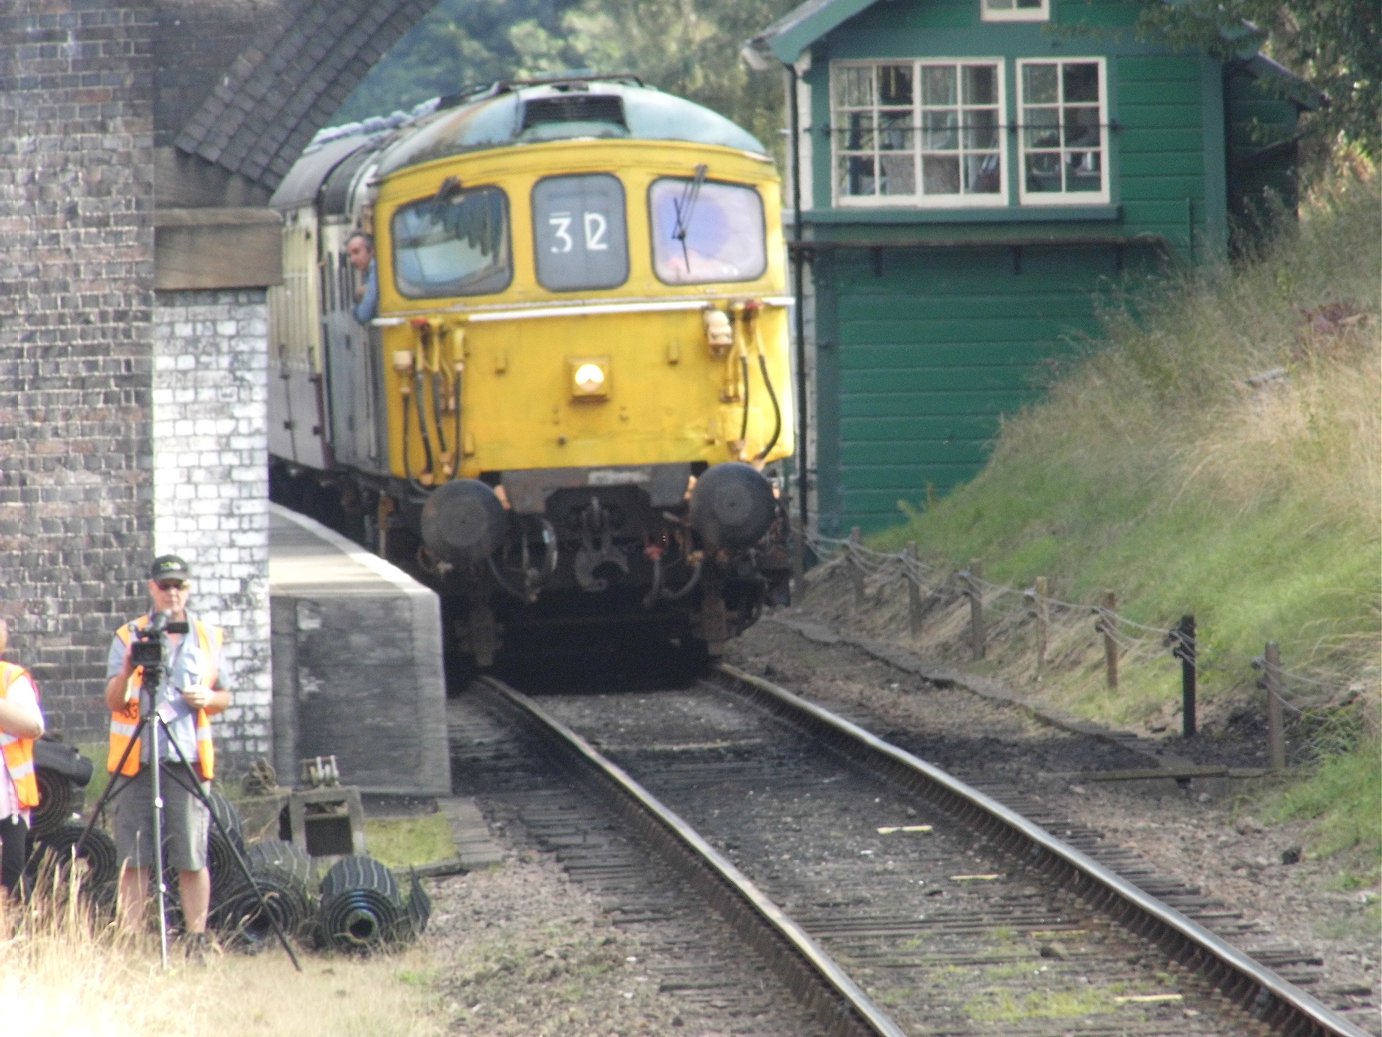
334, 0, 799, 157
1136, 0, 1381, 161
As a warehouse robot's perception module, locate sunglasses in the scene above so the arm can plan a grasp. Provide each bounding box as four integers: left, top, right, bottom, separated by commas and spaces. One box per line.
155, 580, 188, 591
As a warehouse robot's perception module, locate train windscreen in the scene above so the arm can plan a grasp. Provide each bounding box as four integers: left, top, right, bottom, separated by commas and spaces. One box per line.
650, 177, 766, 285
393, 186, 512, 297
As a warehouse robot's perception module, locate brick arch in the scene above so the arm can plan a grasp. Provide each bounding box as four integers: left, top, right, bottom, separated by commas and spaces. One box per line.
161, 0, 436, 193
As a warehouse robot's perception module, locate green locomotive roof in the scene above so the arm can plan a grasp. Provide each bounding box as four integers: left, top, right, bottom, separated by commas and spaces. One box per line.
374, 75, 768, 176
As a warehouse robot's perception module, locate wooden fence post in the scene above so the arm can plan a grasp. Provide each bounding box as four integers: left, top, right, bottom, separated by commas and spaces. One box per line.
906, 541, 922, 637
1034, 576, 1048, 678
966, 559, 985, 661
1100, 590, 1119, 690
849, 527, 864, 604
1264, 642, 1286, 770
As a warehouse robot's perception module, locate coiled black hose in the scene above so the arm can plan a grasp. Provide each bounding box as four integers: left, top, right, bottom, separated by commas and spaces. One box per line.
31, 738, 94, 838
205, 786, 247, 882
316, 854, 428, 953
27, 819, 119, 901
316, 854, 406, 953
211, 839, 316, 948
30, 769, 76, 839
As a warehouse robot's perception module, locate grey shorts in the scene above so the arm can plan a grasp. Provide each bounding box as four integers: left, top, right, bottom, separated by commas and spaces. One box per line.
110, 764, 211, 872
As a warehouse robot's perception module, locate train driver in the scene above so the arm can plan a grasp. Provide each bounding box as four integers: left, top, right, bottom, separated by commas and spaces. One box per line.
347, 230, 378, 323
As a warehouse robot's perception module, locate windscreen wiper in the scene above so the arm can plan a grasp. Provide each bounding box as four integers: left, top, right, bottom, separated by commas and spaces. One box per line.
672, 163, 708, 270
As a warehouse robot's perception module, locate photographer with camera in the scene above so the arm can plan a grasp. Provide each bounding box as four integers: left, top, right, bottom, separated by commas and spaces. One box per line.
104, 555, 230, 958
0, 617, 45, 900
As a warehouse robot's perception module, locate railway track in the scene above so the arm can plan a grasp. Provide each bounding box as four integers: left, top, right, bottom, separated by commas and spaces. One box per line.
450, 661, 1372, 1037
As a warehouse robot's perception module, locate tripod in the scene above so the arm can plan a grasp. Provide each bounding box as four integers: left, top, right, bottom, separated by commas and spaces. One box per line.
76, 654, 301, 971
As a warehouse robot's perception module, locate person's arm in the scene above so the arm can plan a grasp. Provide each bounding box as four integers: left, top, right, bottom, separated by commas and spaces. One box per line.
181, 629, 231, 716
0, 674, 44, 739
181, 683, 230, 716
353, 261, 378, 323
104, 633, 136, 713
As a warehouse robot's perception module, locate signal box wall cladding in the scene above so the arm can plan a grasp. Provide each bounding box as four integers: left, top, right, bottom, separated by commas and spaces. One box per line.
267, 75, 796, 672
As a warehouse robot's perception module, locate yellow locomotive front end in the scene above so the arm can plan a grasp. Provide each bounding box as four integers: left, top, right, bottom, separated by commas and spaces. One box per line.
373, 139, 792, 482
275, 77, 795, 670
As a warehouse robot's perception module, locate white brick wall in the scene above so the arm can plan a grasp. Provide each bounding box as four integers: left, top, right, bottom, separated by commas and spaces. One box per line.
152, 290, 271, 767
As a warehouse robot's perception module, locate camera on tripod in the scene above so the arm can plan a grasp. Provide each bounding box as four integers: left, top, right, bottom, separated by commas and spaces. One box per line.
130, 612, 189, 669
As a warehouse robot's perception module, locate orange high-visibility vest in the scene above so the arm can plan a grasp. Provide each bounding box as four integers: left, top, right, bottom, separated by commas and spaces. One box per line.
0, 661, 40, 811
108, 615, 222, 781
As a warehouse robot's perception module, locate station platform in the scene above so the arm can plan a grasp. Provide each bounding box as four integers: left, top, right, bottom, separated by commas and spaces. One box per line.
267, 503, 452, 799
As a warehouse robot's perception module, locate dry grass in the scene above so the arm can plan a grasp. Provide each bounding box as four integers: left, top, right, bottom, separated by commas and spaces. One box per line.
4, 873, 446, 1036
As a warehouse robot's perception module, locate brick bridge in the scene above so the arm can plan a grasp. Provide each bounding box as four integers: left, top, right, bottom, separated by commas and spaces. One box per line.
0, 1, 435, 769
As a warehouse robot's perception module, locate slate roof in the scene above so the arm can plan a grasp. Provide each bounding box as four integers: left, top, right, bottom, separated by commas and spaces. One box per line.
743, 0, 874, 66
158, 0, 435, 192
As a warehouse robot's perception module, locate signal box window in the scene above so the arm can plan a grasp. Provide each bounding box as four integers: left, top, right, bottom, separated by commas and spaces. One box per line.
981, 0, 1048, 22
1018, 59, 1108, 203
393, 186, 512, 297
650, 175, 766, 284
832, 61, 1004, 207
533, 174, 629, 291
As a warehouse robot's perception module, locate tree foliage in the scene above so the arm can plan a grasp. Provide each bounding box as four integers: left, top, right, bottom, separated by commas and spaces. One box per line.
1136, 0, 1381, 162
334, 0, 585, 122
334, 0, 798, 154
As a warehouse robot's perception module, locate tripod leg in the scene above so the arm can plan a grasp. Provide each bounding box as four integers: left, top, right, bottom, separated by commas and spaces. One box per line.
74, 719, 142, 861
74, 713, 156, 936
157, 718, 303, 971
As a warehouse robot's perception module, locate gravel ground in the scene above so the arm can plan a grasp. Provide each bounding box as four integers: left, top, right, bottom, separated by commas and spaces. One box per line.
420, 587, 1381, 1036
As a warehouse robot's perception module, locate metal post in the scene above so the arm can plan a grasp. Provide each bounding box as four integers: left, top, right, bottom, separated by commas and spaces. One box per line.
791, 519, 805, 601
849, 527, 864, 604
906, 541, 922, 637
967, 559, 985, 661
1173, 614, 1197, 738
1264, 641, 1286, 770
1034, 576, 1048, 678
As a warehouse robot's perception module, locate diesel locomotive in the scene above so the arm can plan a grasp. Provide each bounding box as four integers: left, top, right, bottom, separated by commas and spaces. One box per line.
268, 74, 795, 674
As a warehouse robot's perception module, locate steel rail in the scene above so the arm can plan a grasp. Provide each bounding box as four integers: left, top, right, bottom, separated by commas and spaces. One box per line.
715, 661, 1372, 1037
480, 675, 908, 1037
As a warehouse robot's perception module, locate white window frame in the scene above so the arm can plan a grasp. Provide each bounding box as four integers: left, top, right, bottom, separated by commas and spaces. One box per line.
831, 59, 1006, 209
981, 0, 1049, 22
1016, 57, 1109, 205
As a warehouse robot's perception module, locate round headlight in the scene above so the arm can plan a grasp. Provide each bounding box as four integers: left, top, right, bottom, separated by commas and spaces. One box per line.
574, 363, 606, 394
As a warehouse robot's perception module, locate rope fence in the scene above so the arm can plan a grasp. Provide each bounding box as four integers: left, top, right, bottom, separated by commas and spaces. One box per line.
797, 527, 1373, 771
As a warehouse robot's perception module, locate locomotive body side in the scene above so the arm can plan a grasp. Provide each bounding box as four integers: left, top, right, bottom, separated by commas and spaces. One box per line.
269, 78, 796, 673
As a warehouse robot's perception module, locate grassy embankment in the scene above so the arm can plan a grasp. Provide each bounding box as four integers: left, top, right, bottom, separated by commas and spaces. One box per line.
869, 170, 1380, 886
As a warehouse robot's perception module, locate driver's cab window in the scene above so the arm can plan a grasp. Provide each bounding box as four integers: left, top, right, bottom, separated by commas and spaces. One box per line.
649, 175, 766, 284
393, 186, 512, 298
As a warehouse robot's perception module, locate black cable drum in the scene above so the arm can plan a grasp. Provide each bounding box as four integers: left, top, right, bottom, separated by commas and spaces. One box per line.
26, 820, 119, 904
31, 737, 94, 838
30, 768, 77, 839
205, 785, 247, 880
211, 839, 316, 948
316, 854, 428, 953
